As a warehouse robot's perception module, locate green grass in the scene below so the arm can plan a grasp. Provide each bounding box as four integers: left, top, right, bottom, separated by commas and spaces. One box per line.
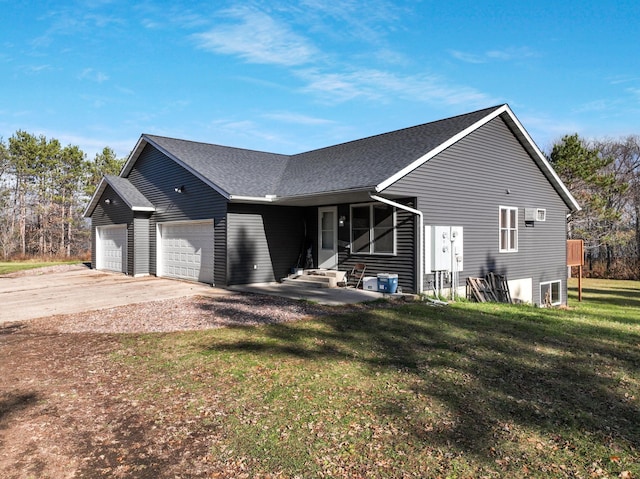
0, 260, 81, 275
114, 278, 640, 478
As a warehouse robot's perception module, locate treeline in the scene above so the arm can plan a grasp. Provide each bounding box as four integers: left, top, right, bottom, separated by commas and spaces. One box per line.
0, 131, 124, 259
2, 129, 639, 279
549, 134, 640, 279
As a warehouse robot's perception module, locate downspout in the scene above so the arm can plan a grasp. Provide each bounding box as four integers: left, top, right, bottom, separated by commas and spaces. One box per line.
369, 193, 423, 294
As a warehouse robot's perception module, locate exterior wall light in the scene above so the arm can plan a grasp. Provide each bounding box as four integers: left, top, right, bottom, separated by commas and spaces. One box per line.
104, 198, 112, 205
174, 186, 184, 193
339, 215, 346, 227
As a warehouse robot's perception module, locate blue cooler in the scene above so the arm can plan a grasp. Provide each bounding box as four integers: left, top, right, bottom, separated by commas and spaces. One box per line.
377, 273, 398, 293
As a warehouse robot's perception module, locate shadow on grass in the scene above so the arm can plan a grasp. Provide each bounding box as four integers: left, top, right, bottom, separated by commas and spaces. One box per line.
576, 287, 640, 309
0, 392, 38, 424
203, 298, 640, 462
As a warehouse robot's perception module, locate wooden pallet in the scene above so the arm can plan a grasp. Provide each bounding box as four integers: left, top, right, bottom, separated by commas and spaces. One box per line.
485, 272, 512, 303
466, 273, 512, 304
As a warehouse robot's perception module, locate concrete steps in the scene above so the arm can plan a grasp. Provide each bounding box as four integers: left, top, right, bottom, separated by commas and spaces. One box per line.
281, 269, 347, 289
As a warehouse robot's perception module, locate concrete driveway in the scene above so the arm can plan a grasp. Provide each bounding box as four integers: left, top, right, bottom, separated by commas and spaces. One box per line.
0, 264, 232, 323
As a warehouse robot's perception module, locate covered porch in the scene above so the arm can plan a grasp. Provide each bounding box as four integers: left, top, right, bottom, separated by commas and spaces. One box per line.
226, 191, 418, 294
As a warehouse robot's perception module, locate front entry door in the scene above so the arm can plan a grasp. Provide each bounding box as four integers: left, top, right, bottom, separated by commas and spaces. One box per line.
318, 206, 338, 269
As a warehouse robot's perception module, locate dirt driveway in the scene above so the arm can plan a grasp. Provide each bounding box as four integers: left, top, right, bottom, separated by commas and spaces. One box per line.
0, 264, 231, 323
0, 266, 338, 478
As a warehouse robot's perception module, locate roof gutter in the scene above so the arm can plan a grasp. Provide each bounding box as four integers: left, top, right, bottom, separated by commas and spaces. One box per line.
228, 195, 278, 203
369, 193, 424, 295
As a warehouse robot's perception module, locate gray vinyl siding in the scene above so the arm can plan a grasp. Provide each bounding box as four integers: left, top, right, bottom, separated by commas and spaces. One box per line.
90, 184, 134, 274
227, 204, 307, 285
385, 116, 568, 304
333, 200, 416, 293
133, 215, 150, 276
126, 144, 228, 286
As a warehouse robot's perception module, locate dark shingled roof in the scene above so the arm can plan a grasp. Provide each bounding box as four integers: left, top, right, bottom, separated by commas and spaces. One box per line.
278, 105, 502, 196
88, 104, 581, 217
135, 106, 503, 198
83, 174, 155, 217
104, 175, 155, 211
143, 135, 289, 198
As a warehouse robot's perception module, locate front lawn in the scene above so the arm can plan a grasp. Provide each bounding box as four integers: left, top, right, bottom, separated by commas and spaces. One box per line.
114, 278, 640, 478
0, 260, 81, 275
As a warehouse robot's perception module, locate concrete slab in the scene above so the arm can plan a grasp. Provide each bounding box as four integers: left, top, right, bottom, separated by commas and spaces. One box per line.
0, 264, 233, 323
228, 282, 389, 306
0, 265, 411, 324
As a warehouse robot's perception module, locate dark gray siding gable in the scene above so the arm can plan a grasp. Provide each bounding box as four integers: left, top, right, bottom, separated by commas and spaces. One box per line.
90, 184, 134, 274
385, 116, 568, 304
126, 144, 228, 285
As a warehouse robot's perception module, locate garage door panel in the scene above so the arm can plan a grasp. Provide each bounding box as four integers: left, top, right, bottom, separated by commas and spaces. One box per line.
97, 225, 127, 273
159, 221, 214, 284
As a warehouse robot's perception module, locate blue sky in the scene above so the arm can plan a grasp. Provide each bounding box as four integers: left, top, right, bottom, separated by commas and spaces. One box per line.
1, 0, 639, 160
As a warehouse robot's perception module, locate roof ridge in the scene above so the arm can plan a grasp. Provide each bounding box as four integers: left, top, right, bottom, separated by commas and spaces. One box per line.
289, 104, 505, 159
143, 133, 289, 158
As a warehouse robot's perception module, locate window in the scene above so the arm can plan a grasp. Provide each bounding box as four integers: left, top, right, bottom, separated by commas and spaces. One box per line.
499, 206, 518, 252
536, 208, 546, 222
350, 203, 395, 254
540, 280, 561, 306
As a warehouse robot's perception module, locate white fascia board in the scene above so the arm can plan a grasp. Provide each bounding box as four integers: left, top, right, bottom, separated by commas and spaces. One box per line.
143, 135, 231, 200
123, 135, 231, 200
501, 106, 582, 213
375, 105, 508, 193
229, 195, 277, 203
131, 206, 156, 212
375, 104, 581, 213
104, 176, 155, 212
83, 177, 108, 217
120, 135, 148, 177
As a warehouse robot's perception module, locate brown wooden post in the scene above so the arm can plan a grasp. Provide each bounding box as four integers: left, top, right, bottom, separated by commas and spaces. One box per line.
578, 264, 582, 302
567, 239, 585, 302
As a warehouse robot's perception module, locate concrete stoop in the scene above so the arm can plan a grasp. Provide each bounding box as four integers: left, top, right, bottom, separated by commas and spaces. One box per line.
281, 269, 347, 289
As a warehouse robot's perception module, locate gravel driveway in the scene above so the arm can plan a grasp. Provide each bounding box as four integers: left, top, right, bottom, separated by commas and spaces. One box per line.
0, 264, 232, 324
1, 264, 337, 334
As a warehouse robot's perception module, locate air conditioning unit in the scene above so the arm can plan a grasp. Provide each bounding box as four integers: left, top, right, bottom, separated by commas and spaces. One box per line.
525, 208, 546, 225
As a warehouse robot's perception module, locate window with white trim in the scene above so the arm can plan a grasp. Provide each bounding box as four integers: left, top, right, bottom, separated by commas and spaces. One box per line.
540, 280, 561, 306
350, 203, 395, 254
499, 206, 518, 252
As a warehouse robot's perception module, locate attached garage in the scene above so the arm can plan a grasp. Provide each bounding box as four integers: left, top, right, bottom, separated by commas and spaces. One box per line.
157, 221, 215, 284
96, 225, 127, 273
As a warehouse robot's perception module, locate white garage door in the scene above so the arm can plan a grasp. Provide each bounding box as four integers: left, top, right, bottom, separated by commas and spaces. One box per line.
97, 225, 127, 273
159, 221, 214, 284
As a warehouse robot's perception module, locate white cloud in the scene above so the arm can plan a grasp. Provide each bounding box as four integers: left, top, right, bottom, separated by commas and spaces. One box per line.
297, 0, 403, 43
450, 47, 538, 64
449, 50, 485, 64
22, 64, 53, 74
262, 111, 334, 125
573, 99, 617, 113
193, 8, 317, 66
518, 112, 582, 150
79, 68, 109, 83
608, 75, 640, 85
627, 88, 640, 102
297, 68, 496, 107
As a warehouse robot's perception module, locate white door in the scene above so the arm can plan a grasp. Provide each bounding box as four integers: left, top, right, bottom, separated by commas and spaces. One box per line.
318, 206, 338, 269
158, 221, 214, 284
97, 225, 127, 273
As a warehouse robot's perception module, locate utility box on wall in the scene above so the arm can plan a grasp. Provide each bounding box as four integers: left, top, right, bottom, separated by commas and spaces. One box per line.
424, 225, 464, 273
450, 226, 463, 272
433, 225, 451, 271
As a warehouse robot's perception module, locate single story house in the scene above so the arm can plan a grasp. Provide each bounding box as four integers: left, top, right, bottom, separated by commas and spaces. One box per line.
84, 104, 580, 305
